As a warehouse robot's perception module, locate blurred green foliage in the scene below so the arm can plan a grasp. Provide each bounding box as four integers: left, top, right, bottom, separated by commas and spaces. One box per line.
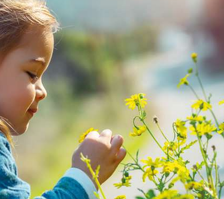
48, 25, 158, 95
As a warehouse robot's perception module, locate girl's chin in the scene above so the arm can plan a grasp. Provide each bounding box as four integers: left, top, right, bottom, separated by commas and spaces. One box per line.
10, 124, 29, 136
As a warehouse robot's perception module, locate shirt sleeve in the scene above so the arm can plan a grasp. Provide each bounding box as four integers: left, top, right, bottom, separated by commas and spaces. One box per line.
62, 168, 98, 199
0, 133, 98, 199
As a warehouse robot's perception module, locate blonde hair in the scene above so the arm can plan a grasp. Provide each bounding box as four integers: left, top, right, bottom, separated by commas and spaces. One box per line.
0, 0, 59, 145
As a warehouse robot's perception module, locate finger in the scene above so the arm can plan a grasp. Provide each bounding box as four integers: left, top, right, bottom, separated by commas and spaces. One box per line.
111, 135, 124, 154
99, 129, 112, 140
85, 131, 100, 139
115, 147, 126, 163
110, 135, 115, 143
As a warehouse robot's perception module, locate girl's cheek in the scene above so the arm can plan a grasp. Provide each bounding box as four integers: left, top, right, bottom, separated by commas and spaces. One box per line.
27, 84, 36, 100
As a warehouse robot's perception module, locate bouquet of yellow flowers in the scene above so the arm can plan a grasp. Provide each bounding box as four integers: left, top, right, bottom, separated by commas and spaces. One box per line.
80, 53, 224, 199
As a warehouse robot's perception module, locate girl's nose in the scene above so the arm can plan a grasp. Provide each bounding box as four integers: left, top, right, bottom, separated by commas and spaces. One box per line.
36, 82, 47, 100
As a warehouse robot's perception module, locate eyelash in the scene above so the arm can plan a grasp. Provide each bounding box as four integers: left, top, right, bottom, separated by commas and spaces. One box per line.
26, 72, 39, 81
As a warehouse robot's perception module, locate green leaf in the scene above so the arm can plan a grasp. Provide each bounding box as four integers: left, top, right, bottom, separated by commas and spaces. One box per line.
180, 140, 197, 154
190, 121, 196, 126
208, 93, 212, 103
135, 197, 145, 199
136, 149, 140, 162
219, 181, 224, 187
168, 182, 174, 189
205, 133, 213, 140
137, 189, 147, 199
196, 161, 205, 170
142, 111, 147, 119
146, 189, 156, 199
185, 160, 190, 165
200, 103, 204, 110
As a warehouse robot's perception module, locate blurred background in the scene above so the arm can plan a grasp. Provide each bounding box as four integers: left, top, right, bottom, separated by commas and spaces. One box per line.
12, 0, 224, 198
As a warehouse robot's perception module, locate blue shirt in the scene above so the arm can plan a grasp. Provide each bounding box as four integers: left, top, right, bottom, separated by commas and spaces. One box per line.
0, 133, 97, 199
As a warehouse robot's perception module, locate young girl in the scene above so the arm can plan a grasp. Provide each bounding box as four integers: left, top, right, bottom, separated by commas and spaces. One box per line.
0, 0, 126, 198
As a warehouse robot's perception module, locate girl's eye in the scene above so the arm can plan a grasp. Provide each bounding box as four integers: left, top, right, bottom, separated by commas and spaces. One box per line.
26, 72, 39, 81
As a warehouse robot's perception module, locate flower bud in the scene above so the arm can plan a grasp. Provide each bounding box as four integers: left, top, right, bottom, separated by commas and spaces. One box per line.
188, 68, 193, 74
191, 53, 198, 63
168, 183, 174, 189
165, 172, 170, 177
124, 171, 129, 177
121, 177, 126, 183
153, 116, 158, 124
139, 93, 144, 99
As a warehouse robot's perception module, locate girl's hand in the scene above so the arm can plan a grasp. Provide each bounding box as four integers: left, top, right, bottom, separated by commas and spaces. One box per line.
71, 129, 126, 185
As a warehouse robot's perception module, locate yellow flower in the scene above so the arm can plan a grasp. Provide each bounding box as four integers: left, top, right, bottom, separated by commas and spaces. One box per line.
218, 123, 224, 134
219, 100, 224, 105
185, 181, 203, 191
162, 160, 179, 174
141, 157, 161, 169
191, 99, 212, 111
142, 167, 159, 182
154, 190, 178, 199
79, 128, 98, 143
114, 196, 126, 199
114, 176, 132, 189
175, 119, 187, 140
162, 162, 176, 174
186, 115, 204, 122
129, 125, 146, 137
189, 122, 216, 136
125, 93, 147, 110
162, 159, 190, 183
177, 166, 190, 183
162, 141, 185, 156
191, 52, 198, 63
177, 74, 190, 88
179, 194, 195, 199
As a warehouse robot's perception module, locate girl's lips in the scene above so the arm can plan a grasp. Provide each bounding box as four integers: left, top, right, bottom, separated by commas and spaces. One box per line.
28, 108, 38, 116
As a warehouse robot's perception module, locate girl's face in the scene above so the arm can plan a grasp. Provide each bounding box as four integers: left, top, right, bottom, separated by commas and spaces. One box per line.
0, 26, 54, 135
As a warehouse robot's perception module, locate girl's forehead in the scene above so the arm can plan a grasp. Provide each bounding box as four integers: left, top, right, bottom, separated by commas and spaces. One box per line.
15, 27, 54, 62
19, 26, 54, 48
0, 27, 54, 67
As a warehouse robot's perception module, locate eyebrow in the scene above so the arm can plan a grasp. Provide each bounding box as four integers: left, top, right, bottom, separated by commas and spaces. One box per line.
29, 58, 46, 67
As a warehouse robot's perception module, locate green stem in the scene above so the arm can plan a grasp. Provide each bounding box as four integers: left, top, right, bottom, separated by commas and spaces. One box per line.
195, 62, 207, 101
197, 170, 206, 182
215, 159, 218, 190
133, 116, 141, 129
156, 122, 169, 142
164, 173, 176, 184
141, 120, 164, 153
141, 120, 174, 160
188, 84, 200, 100
96, 182, 107, 199
196, 74, 208, 101
209, 109, 219, 127
219, 184, 223, 199
82, 155, 107, 199
197, 134, 217, 198
137, 105, 169, 157
122, 145, 144, 172
194, 63, 222, 134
